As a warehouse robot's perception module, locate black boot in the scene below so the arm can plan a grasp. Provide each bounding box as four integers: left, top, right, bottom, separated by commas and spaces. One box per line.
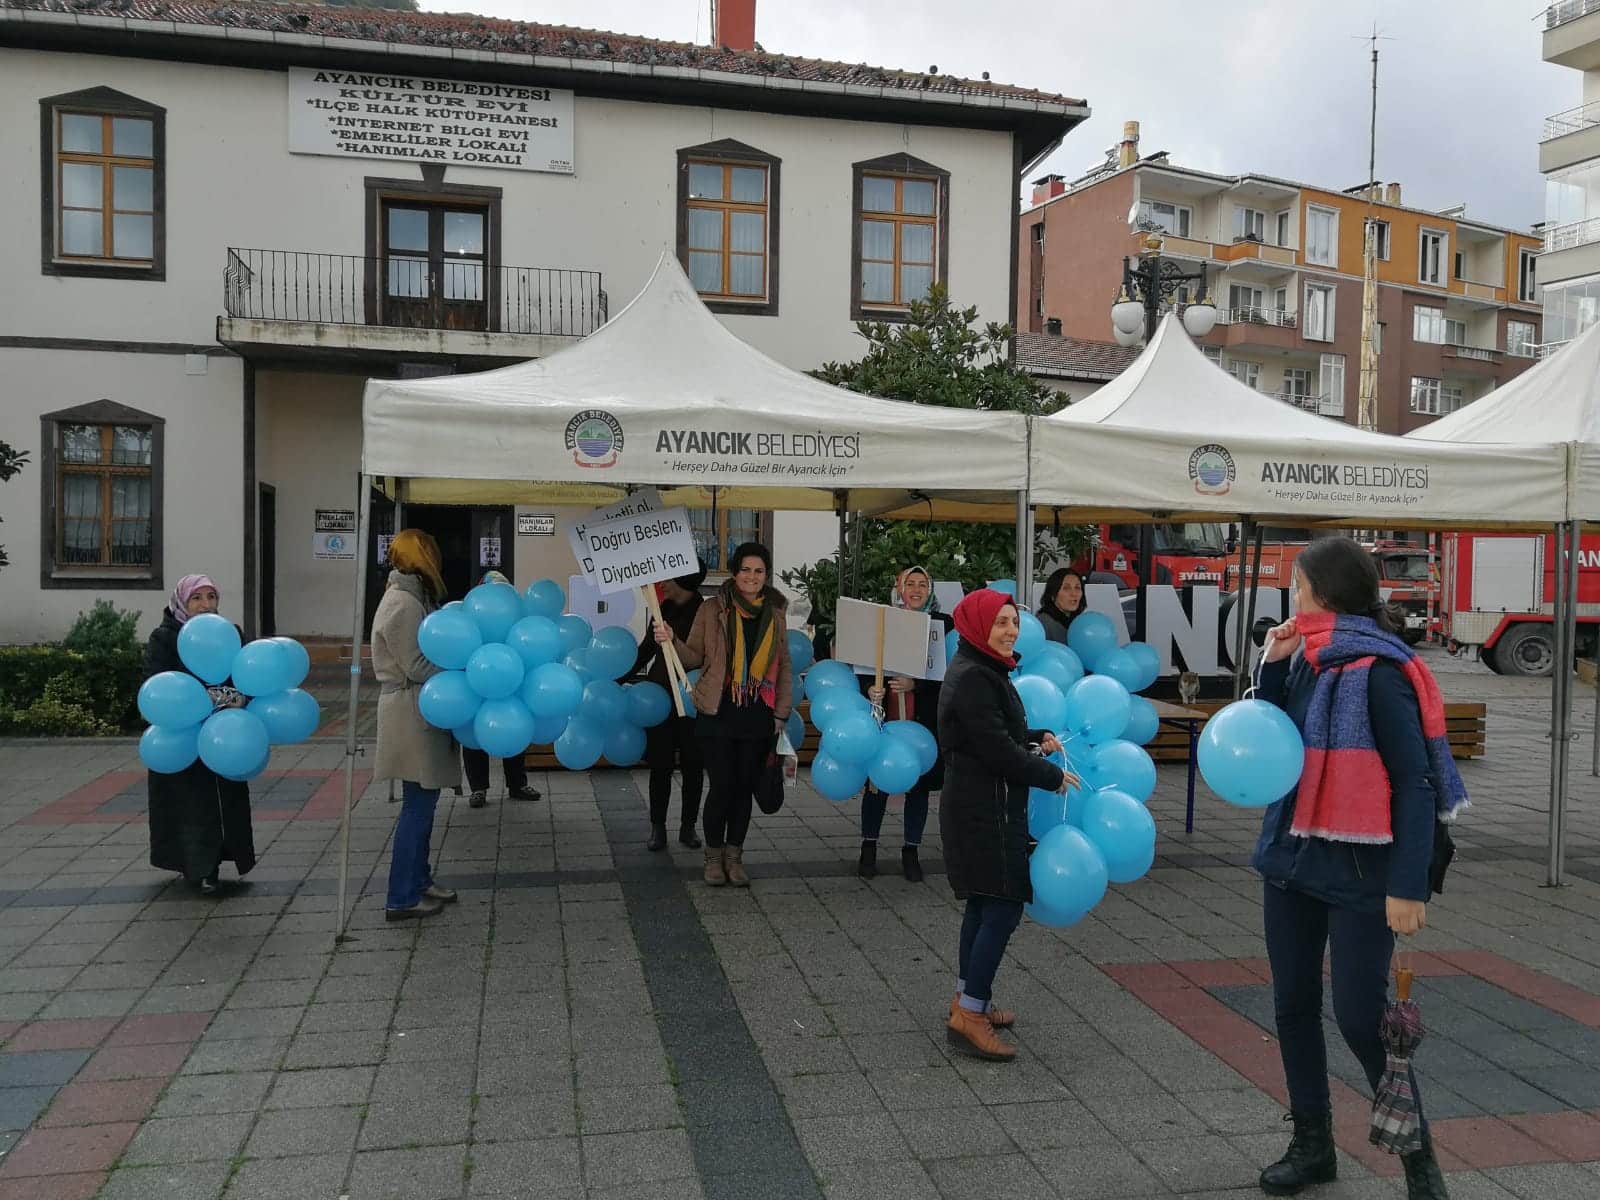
679, 823, 702, 849
1401, 1130, 1449, 1199
1259, 1110, 1336, 1196
901, 846, 924, 883
647, 823, 668, 852
857, 841, 877, 879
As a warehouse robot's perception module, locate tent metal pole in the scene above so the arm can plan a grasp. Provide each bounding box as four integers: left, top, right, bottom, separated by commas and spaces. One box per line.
1242, 524, 1265, 682
335, 476, 373, 944
1232, 519, 1252, 699
1014, 492, 1034, 607
1548, 521, 1577, 887
835, 496, 848, 602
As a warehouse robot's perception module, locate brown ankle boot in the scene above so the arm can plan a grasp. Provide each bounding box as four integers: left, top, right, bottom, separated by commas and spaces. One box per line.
950, 994, 1015, 1028
946, 1005, 1016, 1061
724, 845, 749, 887
703, 846, 726, 886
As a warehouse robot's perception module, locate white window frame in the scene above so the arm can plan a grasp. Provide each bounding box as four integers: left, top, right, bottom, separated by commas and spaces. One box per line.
1304, 282, 1335, 341
1507, 319, 1536, 357
1373, 321, 1385, 356
1281, 367, 1313, 398
1140, 200, 1192, 238
1235, 206, 1266, 241
1201, 345, 1222, 366
1275, 209, 1292, 248
1319, 354, 1346, 414
1273, 285, 1289, 315
1367, 218, 1390, 261
1419, 227, 1447, 286
1229, 283, 1265, 314
1409, 376, 1443, 415
1518, 248, 1538, 303
1444, 316, 1468, 346
1413, 305, 1445, 344
1305, 204, 1339, 266
1226, 359, 1261, 389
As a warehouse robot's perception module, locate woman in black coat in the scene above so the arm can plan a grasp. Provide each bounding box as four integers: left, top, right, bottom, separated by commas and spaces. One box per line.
937, 588, 1074, 1062
143, 575, 256, 894
634, 560, 708, 852
859, 566, 952, 883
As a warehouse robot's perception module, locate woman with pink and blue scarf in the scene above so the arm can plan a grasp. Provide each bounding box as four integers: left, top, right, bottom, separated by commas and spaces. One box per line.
1252, 537, 1463, 1200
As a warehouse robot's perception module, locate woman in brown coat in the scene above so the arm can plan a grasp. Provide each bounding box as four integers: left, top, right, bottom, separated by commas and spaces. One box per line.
655, 542, 792, 886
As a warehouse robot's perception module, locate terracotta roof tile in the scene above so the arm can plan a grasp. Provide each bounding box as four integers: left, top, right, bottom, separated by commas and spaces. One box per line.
1015, 331, 1137, 380
3, 0, 1084, 108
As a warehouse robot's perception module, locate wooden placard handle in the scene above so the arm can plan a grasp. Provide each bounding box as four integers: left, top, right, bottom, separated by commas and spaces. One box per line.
874, 606, 886, 690
641, 585, 688, 718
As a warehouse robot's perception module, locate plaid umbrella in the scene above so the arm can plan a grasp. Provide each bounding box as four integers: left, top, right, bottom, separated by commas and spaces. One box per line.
1369, 960, 1425, 1155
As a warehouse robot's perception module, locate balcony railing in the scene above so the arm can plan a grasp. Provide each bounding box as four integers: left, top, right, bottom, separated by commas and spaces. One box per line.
1275, 391, 1345, 419
1547, 0, 1600, 29
1220, 306, 1297, 328
1444, 343, 1503, 364
1542, 217, 1600, 253
1544, 98, 1600, 141
223, 248, 607, 338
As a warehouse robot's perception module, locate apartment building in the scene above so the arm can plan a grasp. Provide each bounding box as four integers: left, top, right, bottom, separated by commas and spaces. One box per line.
0, 0, 1084, 643
1541, 0, 1600, 352
1018, 124, 1542, 434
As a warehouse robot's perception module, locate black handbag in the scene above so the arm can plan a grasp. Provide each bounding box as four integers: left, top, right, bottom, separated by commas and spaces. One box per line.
755, 736, 784, 815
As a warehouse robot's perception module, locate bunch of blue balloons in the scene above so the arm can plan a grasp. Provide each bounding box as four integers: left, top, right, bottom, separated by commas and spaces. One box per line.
414, 578, 673, 770
138, 615, 320, 780
1197, 698, 1305, 807
801, 643, 939, 804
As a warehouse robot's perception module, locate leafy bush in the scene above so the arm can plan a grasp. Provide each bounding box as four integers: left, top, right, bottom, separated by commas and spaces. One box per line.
0, 672, 121, 736
0, 601, 146, 735
60, 599, 141, 657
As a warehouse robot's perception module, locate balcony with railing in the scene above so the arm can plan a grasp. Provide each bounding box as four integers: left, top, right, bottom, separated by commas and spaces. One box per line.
1217, 306, 1296, 328
218, 248, 607, 359
1546, 0, 1600, 69
1548, 0, 1600, 30
1215, 305, 1299, 351
1441, 343, 1504, 374
1542, 216, 1600, 253
1275, 391, 1345, 419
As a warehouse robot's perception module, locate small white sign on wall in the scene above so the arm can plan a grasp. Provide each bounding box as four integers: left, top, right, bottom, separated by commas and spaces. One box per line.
314, 532, 354, 560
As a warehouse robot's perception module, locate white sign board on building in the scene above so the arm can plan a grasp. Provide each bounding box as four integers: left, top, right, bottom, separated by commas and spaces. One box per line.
287, 68, 575, 174
314, 533, 354, 560
576, 506, 699, 596
518, 514, 556, 536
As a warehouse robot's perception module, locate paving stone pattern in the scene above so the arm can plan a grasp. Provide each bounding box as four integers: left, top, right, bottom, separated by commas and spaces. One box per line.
0, 648, 1596, 1197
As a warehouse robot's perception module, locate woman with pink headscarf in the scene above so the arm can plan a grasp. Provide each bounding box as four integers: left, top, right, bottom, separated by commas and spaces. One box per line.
142, 574, 256, 894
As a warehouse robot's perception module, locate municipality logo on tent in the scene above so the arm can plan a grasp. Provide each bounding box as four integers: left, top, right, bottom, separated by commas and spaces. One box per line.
566, 409, 623, 469
1188, 443, 1235, 496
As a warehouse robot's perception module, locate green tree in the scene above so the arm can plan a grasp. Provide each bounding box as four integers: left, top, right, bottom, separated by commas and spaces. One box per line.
0, 440, 29, 576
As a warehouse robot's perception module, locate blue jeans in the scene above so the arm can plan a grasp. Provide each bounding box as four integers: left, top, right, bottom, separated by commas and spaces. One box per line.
1264, 882, 1426, 1124
958, 895, 1023, 1005
861, 783, 930, 846
385, 781, 439, 910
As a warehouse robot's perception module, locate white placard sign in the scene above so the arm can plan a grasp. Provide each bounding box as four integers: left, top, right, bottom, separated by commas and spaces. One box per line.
834, 598, 933, 679
287, 67, 575, 174
568, 488, 661, 583
578, 506, 699, 596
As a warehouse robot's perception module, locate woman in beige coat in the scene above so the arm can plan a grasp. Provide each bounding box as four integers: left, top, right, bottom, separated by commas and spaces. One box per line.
372, 529, 459, 921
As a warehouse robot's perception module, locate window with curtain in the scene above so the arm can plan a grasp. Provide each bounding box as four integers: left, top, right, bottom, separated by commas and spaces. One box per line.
1319, 353, 1345, 413
1235, 207, 1265, 240
41, 88, 165, 278
859, 174, 938, 308
1304, 283, 1335, 340
1305, 206, 1338, 265
1507, 320, 1536, 357
57, 422, 154, 567
1226, 360, 1261, 389
1414, 306, 1445, 343
685, 161, 769, 302
1519, 249, 1538, 303
1281, 367, 1312, 399
1409, 377, 1443, 415
689, 508, 762, 572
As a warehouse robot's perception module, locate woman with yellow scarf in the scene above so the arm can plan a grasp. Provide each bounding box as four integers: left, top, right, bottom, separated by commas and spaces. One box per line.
655, 542, 793, 886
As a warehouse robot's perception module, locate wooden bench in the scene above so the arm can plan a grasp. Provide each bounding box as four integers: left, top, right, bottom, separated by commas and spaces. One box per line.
1146, 700, 1486, 762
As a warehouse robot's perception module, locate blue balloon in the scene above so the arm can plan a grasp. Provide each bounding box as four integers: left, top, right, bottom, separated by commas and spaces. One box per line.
465, 583, 524, 643
522, 662, 584, 719
506, 616, 563, 670
1026, 898, 1090, 928
140, 723, 200, 774
466, 643, 525, 700
1066, 611, 1118, 672
1096, 647, 1145, 694
419, 671, 481, 730
247, 688, 321, 745
230, 639, 295, 698
1013, 675, 1067, 732
580, 679, 628, 727
270, 637, 312, 690
809, 685, 872, 733
868, 737, 922, 794
946, 628, 961, 663
820, 712, 882, 767
1198, 699, 1306, 807
804, 659, 858, 693
1028, 786, 1068, 839
791, 673, 806, 704
529, 712, 568, 744
196, 708, 271, 781
418, 608, 483, 671
177, 613, 241, 685
787, 630, 815, 674
1063, 675, 1131, 745
1030, 824, 1109, 917
1122, 642, 1162, 692
555, 715, 605, 770
989, 579, 1017, 596
589, 626, 639, 682
1123, 695, 1159, 746
442, 600, 464, 610
1079, 788, 1157, 883
453, 721, 482, 751
1092, 739, 1156, 802
785, 710, 805, 751
474, 697, 536, 759
625, 682, 672, 728
603, 722, 646, 766
675, 668, 702, 713
523, 578, 565, 620
138, 671, 213, 729
557, 615, 593, 656
1023, 642, 1084, 696
1016, 611, 1047, 661
810, 752, 868, 802
563, 647, 595, 687
883, 720, 937, 775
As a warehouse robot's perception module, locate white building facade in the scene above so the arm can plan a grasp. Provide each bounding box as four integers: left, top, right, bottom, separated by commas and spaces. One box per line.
0, 0, 1084, 644
1540, 2, 1600, 352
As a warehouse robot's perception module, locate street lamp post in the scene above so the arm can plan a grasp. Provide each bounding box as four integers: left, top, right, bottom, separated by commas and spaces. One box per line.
1109, 233, 1217, 642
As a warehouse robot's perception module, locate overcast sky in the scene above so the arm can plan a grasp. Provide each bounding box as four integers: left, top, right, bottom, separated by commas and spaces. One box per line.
421, 0, 1572, 230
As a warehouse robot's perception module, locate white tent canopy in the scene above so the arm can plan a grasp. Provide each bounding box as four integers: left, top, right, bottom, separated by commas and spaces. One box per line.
1028, 315, 1565, 529
1410, 316, 1600, 522
361, 252, 1030, 514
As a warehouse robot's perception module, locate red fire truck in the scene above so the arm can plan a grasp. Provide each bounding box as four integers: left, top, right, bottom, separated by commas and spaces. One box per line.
1439, 532, 1600, 676
1080, 522, 1230, 588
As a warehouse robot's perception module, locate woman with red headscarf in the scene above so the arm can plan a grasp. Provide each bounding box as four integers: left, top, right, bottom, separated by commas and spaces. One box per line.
938, 588, 1077, 1061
